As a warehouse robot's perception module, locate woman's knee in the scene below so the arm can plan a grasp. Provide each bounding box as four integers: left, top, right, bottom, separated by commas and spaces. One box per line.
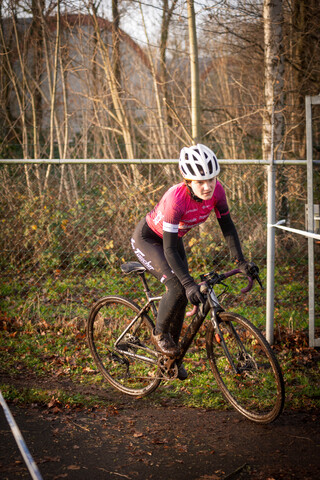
165, 277, 188, 306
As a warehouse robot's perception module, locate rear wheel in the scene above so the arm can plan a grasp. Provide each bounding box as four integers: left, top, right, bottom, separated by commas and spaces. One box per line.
86, 296, 161, 396
206, 312, 285, 424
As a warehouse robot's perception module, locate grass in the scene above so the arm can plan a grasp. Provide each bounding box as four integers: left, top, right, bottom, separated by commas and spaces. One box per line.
0, 383, 110, 410
0, 265, 319, 413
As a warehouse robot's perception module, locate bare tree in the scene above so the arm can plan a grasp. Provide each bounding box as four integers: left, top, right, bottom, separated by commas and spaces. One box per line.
2, 0, 319, 167
186, 0, 200, 144
159, 0, 178, 133
112, 0, 121, 87
89, 3, 135, 160
198, 1, 265, 160
263, 0, 284, 161
286, 0, 320, 159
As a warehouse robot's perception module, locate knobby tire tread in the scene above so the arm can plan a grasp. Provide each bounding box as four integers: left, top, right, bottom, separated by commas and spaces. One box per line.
86, 295, 161, 397
206, 311, 285, 424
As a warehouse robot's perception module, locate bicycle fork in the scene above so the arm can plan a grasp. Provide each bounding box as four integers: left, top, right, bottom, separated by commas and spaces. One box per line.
207, 288, 246, 375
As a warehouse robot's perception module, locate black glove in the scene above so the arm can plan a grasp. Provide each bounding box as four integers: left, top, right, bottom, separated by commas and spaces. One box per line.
237, 260, 259, 278
185, 282, 205, 305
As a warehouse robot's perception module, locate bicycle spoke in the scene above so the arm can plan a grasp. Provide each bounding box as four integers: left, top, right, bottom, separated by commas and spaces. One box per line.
87, 296, 161, 396
207, 312, 285, 424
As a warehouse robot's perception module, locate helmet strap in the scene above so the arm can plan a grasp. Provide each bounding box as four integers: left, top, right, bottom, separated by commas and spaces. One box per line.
185, 182, 203, 203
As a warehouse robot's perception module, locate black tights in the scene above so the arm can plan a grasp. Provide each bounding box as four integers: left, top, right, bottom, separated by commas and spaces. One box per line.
131, 218, 189, 344
155, 277, 188, 342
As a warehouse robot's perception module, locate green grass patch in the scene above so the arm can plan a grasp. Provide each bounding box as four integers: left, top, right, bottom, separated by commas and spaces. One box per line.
0, 383, 114, 410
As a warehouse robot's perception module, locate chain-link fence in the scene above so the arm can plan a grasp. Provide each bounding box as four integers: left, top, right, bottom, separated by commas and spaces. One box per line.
0, 161, 319, 339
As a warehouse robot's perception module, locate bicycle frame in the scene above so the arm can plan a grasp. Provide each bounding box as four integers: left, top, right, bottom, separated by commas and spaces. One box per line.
115, 266, 258, 372
115, 270, 220, 368
114, 285, 162, 365
177, 282, 235, 368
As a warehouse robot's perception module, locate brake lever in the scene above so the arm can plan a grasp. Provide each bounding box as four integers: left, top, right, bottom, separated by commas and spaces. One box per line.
245, 263, 264, 292
255, 274, 264, 290
246, 271, 264, 291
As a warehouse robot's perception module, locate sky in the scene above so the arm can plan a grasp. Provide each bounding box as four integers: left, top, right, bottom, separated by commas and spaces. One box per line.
98, 0, 217, 47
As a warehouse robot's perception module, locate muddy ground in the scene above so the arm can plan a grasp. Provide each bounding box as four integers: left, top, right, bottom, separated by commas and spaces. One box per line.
0, 375, 319, 480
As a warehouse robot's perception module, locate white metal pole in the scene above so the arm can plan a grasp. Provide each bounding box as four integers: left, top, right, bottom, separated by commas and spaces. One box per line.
306, 95, 316, 347
0, 391, 43, 480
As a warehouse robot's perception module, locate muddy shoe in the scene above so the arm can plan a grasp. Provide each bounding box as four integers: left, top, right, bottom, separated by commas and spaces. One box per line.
177, 363, 188, 381
151, 331, 180, 358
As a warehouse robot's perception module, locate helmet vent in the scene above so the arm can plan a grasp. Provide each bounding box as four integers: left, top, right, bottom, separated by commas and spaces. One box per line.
188, 164, 196, 177
197, 164, 204, 175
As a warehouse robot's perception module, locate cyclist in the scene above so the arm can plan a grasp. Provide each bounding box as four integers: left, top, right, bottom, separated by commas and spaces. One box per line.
131, 144, 256, 380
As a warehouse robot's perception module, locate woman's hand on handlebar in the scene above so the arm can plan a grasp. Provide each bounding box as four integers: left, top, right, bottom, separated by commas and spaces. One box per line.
185, 281, 206, 305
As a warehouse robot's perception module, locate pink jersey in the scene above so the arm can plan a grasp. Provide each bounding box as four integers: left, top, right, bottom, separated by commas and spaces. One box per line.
146, 181, 229, 238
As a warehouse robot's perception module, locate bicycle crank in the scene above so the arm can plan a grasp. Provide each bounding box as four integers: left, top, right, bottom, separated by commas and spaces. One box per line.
157, 356, 178, 380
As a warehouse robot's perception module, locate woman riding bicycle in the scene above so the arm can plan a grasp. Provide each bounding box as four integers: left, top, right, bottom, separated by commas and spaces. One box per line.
131, 144, 257, 379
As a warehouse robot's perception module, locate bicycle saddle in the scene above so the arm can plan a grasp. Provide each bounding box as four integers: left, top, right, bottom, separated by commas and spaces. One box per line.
121, 262, 146, 275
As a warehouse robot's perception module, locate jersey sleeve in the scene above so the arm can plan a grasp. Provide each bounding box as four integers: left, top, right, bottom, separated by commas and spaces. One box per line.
162, 230, 193, 286
218, 213, 245, 262
214, 181, 229, 218
162, 189, 184, 234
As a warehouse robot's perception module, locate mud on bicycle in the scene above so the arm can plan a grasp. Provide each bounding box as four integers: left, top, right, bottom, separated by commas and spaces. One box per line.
86, 262, 285, 424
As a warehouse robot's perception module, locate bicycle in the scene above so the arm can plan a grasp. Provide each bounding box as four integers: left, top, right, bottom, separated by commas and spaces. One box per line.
86, 262, 285, 424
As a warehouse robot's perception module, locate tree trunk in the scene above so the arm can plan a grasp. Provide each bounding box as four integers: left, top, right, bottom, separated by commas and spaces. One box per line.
160, 0, 178, 136
263, 0, 284, 161
90, 9, 134, 161
187, 0, 200, 144
112, 0, 121, 88
264, 1, 289, 223
30, 0, 45, 158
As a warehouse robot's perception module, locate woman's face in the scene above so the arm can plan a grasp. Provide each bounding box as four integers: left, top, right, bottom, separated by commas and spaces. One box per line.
189, 177, 217, 200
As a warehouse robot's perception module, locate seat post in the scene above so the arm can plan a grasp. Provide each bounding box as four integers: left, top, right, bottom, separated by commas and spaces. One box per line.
139, 272, 151, 296
139, 272, 158, 319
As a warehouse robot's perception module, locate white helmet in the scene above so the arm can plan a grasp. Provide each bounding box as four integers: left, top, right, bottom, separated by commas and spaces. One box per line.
179, 144, 220, 180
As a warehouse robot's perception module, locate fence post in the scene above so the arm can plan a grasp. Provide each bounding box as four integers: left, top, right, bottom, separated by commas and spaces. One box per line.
306, 95, 316, 347
266, 105, 276, 344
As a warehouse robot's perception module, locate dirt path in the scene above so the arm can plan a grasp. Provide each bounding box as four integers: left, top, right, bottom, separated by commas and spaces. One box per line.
1, 400, 319, 480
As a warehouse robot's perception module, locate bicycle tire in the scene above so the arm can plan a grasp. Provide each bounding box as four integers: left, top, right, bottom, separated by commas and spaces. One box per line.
206, 312, 285, 424
86, 296, 161, 397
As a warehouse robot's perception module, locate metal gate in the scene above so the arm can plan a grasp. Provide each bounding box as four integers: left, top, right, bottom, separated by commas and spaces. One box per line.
266, 95, 320, 347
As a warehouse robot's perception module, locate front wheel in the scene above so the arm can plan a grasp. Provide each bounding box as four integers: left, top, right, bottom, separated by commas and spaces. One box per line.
206, 312, 285, 424
86, 296, 161, 397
